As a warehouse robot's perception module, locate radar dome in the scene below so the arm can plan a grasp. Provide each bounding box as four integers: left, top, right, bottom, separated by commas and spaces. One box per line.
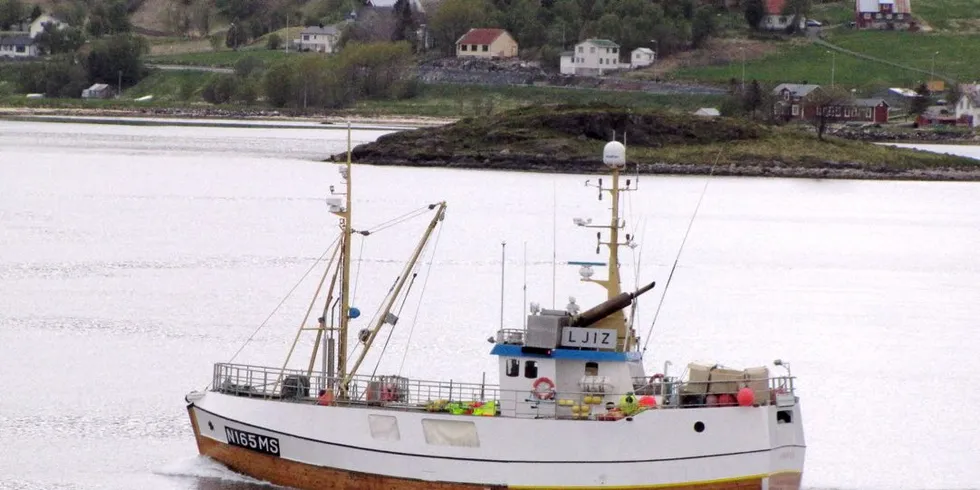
603, 141, 626, 168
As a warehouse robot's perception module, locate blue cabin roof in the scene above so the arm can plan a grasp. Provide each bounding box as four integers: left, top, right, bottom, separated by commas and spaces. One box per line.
490, 344, 641, 362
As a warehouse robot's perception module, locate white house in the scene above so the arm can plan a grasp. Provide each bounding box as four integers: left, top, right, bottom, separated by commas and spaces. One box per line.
630, 47, 656, 69
294, 24, 340, 53
29, 14, 66, 39
567, 39, 622, 76
759, 0, 807, 31
954, 84, 980, 127
0, 36, 38, 58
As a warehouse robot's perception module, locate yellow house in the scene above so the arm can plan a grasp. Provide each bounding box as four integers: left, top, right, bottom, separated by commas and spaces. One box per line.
455, 28, 518, 58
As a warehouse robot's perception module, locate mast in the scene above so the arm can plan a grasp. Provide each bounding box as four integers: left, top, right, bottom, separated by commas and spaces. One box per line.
332, 123, 354, 396
576, 141, 637, 352
342, 201, 447, 389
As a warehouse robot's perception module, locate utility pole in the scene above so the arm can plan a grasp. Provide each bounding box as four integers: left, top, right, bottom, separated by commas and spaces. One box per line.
286, 13, 289, 53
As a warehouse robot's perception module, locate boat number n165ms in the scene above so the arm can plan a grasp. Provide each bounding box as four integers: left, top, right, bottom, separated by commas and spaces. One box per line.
225, 427, 281, 456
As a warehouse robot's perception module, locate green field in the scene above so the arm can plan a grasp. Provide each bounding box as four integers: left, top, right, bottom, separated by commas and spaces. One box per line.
348, 84, 727, 118
674, 30, 980, 89
146, 49, 310, 67
809, 1, 855, 25
913, 0, 979, 29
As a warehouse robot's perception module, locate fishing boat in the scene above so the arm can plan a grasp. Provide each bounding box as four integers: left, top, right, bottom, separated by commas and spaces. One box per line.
184, 132, 806, 489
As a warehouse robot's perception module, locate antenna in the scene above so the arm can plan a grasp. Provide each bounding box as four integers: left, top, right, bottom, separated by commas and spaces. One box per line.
500, 240, 506, 329
522, 241, 527, 329
551, 178, 557, 309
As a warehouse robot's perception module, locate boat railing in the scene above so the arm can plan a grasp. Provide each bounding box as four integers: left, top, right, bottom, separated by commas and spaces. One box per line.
212, 362, 501, 406
211, 363, 798, 419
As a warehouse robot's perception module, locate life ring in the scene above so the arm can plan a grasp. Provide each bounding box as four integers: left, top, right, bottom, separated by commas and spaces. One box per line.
650, 373, 664, 383
532, 377, 556, 400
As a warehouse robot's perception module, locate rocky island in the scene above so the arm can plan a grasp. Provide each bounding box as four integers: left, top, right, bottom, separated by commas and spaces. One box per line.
332, 105, 980, 181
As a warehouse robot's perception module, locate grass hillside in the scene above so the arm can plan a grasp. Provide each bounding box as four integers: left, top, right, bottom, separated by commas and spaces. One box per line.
674, 30, 980, 88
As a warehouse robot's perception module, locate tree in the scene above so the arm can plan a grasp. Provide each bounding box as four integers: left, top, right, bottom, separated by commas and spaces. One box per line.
910, 82, 930, 116
806, 86, 854, 140
193, 1, 212, 36
392, 0, 418, 49
0, 0, 25, 30
691, 7, 717, 49
429, 0, 486, 55
29, 3, 39, 19
742, 79, 763, 116
85, 33, 149, 88
35, 23, 86, 54
86, 0, 132, 37
783, 0, 810, 35
225, 21, 248, 49
743, 0, 764, 31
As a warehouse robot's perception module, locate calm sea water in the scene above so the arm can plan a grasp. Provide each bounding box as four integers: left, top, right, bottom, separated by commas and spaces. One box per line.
2, 120, 980, 490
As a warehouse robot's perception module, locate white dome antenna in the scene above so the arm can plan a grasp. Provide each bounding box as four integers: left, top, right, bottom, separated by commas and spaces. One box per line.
603, 141, 626, 169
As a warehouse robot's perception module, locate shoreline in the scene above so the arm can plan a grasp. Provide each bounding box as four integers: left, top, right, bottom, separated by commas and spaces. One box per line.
333, 156, 980, 182
0, 106, 456, 128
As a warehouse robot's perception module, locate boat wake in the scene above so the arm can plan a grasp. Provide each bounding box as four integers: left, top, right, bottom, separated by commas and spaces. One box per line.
154, 456, 280, 489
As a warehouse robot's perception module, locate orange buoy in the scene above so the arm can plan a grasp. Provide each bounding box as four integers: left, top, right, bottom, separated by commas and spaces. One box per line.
317, 390, 335, 406
737, 387, 755, 407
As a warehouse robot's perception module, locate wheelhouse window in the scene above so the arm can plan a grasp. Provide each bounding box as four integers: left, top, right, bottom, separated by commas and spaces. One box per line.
585, 362, 598, 376
524, 360, 538, 378
506, 359, 519, 377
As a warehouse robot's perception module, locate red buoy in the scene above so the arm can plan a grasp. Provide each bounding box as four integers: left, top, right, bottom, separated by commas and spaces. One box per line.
639, 396, 657, 408
718, 394, 736, 406
737, 387, 755, 407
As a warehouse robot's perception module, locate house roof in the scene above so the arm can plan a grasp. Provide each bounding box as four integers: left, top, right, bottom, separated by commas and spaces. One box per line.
887, 87, 920, 97
301, 25, 339, 35
854, 98, 888, 107
580, 38, 619, 48
765, 0, 787, 15
86, 83, 110, 91
773, 83, 821, 97
0, 36, 34, 46
857, 0, 911, 14
633, 47, 654, 54
456, 28, 508, 46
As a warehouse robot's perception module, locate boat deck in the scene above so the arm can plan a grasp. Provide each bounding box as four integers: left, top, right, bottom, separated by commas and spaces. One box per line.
211, 363, 798, 420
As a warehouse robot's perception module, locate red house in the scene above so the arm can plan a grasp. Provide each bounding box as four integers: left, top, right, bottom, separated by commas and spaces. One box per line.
772, 83, 822, 121
819, 99, 890, 124
855, 0, 914, 30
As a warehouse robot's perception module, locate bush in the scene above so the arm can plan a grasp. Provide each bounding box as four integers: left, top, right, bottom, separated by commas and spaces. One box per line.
202, 74, 236, 103
234, 55, 264, 78
236, 78, 258, 105
266, 33, 282, 50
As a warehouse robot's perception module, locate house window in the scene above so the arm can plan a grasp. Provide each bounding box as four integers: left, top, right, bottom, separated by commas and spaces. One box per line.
599, 59, 603, 65
471, 44, 477, 51
506, 359, 519, 377
791, 105, 800, 116
303, 35, 309, 40
482, 45, 488, 52
864, 13, 870, 19
16, 46, 25, 53
578, 46, 583, 53
460, 44, 467, 51
589, 47, 595, 53
585, 362, 598, 376
612, 48, 617, 53
524, 360, 538, 379
896, 13, 903, 19
886, 13, 892, 19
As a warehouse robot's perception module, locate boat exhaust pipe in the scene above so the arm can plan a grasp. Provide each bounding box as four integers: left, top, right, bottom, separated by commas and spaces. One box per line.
569, 280, 656, 328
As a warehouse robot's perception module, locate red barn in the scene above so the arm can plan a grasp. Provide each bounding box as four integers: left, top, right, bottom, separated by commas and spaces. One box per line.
855, 0, 914, 30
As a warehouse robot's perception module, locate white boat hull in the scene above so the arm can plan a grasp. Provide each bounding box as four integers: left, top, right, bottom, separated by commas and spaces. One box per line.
187, 391, 805, 489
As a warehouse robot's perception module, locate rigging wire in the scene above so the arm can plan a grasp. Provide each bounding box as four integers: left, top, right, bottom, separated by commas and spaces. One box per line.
370, 271, 419, 379
205, 236, 339, 390
351, 235, 366, 302
641, 149, 724, 356
397, 222, 444, 376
